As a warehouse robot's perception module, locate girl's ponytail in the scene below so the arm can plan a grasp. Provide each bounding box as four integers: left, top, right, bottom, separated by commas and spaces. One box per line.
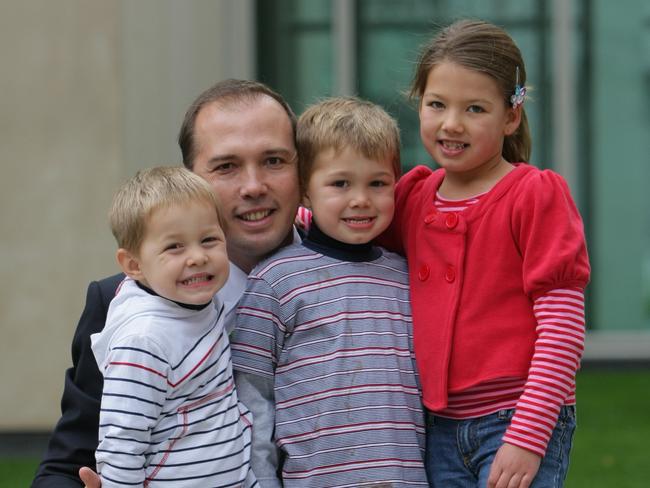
504, 109, 531, 163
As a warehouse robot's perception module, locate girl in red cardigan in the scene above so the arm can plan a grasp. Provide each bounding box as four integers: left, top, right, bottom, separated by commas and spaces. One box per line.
381, 20, 590, 488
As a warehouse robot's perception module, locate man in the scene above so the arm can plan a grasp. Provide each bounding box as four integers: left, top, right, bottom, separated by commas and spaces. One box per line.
31, 79, 301, 488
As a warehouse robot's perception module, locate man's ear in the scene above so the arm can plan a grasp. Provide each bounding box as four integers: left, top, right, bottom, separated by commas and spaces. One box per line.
116, 248, 144, 281
504, 105, 522, 136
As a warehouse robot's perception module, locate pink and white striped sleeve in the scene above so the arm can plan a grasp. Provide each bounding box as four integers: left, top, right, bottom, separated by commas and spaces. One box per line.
503, 288, 585, 456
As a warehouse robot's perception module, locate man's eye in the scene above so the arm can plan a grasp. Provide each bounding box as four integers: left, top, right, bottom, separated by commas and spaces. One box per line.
212, 162, 236, 173
266, 156, 285, 167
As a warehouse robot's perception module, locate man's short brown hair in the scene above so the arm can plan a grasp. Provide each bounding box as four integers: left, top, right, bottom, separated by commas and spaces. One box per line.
178, 79, 297, 169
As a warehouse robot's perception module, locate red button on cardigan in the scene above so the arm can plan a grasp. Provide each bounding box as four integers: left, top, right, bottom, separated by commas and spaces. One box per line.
444, 265, 456, 283
445, 212, 459, 229
418, 264, 430, 281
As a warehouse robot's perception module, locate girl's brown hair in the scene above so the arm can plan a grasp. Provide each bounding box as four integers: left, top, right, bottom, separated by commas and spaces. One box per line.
410, 19, 532, 163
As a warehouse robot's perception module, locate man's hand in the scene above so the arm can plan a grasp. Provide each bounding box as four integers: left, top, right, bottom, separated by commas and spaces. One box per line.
78, 467, 101, 488
487, 443, 541, 488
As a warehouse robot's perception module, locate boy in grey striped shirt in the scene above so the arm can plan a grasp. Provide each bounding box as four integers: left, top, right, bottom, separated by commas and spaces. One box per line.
231, 98, 428, 487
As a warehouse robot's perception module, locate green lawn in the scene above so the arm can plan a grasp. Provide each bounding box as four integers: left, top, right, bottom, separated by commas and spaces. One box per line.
3, 369, 649, 487
0, 458, 40, 487
566, 369, 650, 487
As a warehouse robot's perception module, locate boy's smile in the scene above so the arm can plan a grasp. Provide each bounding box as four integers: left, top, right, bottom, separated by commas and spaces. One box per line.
303, 146, 396, 245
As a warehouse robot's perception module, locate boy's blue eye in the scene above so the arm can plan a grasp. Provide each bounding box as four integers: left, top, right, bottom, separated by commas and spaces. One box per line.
468, 105, 484, 113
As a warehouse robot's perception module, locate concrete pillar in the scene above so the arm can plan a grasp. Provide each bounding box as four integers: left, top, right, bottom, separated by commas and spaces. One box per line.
0, 0, 255, 430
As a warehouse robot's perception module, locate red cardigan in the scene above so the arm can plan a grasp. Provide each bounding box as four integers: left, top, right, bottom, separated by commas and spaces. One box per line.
381, 164, 590, 411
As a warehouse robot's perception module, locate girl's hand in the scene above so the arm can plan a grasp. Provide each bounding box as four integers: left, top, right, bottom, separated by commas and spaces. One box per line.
78, 467, 102, 488
487, 443, 541, 488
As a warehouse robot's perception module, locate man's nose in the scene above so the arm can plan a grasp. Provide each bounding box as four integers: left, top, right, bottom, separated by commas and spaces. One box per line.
239, 165, 267, 198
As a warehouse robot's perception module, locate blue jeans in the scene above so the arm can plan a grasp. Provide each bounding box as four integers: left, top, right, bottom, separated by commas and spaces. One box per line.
425, 406, 576, 487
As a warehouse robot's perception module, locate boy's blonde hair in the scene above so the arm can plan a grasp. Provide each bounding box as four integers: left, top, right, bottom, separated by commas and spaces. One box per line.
109, 166, 224, 253
296, 97, 401, 194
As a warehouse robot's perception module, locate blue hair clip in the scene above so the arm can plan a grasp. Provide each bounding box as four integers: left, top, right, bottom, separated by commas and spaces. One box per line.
510, 66, 526, 108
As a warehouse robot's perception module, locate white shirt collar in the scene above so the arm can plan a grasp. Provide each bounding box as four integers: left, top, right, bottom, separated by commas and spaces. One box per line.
215, 261, 249, 319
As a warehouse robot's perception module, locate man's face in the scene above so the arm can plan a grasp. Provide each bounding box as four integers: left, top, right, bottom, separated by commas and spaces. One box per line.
191, 96, 300, 273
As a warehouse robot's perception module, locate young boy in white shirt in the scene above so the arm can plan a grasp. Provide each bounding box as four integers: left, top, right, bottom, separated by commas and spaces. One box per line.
91, 166, 257, 487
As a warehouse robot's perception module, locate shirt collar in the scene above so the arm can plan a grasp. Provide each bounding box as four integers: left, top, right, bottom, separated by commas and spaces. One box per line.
303, 220, 382, 262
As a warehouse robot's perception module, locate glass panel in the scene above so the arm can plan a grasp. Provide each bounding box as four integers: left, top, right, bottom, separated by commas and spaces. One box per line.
256, 0, 650, 333
293, 0, 330, 22
294, 30, 333, 111
356, 1, 551, 169
256, 0, 331, 112
361, 0, 435, 23
591, 0, 649, 330
644, 3, 650, 327
358, 28, 431, 168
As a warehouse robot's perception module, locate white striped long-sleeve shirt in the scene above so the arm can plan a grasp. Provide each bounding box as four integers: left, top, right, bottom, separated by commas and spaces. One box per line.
91, 278, 256, 487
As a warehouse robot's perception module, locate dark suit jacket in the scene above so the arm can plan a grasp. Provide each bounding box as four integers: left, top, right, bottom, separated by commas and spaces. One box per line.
31, 273, 124, 488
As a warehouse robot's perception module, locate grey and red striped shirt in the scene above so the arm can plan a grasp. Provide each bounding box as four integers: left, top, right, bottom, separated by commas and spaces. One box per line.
231, 231, 428, 487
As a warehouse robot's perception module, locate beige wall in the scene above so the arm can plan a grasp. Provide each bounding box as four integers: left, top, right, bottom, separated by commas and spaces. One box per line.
0, 0, 254, 431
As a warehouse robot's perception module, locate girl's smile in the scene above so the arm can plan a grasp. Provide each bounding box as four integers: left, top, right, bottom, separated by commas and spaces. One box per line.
438, 139, 469, 156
